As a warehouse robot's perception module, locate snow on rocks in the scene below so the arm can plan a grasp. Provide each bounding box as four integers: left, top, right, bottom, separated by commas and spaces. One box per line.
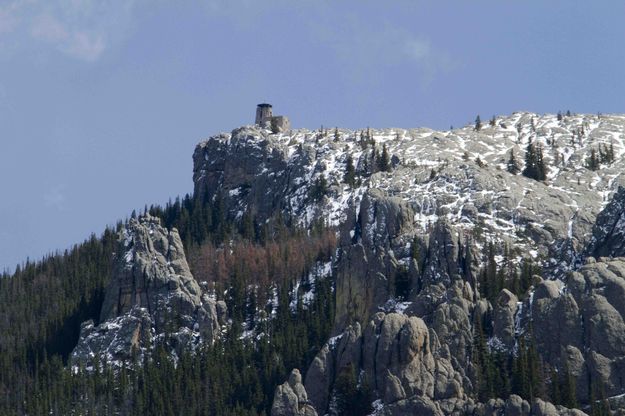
194, 113, 625, 276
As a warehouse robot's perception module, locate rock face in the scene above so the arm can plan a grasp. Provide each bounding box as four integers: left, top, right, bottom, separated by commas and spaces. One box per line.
192, 127, 295, 224
586, 186, 625, 258
510, 257, 625, 403
566, 258, 625, 397
271, 369, 318, 416
492, 289, 518, 350
334, 189, 414, 328
71, 215, 223, 367
304, 312, 467, 415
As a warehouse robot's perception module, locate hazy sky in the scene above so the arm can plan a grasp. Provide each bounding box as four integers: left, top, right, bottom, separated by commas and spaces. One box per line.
1, 1, 624, 270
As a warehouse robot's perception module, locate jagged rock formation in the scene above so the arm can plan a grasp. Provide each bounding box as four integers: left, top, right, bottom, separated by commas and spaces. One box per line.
509, 255, 625, 405
271, 369, 318, 416
71, 215, 224, 367
492, 289, 518, 349
304, 312, 469, 415
586, 186, 625, 258
334, 188, 415, 328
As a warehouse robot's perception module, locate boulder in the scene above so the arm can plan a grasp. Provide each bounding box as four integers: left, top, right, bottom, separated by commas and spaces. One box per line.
271, 369, 318, 416
492, 289, 518, 349
504, 394, 530, 416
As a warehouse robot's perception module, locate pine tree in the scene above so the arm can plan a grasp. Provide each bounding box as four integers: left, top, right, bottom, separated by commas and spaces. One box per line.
507, 149, 521, 174
523, 142, 536, 179
586, 148, 599, 171
549, 366, 560, 405
561, 363, 577, 409
462, 237, 474, 289
358, 131, 367, 150
609, 141, 615, 163
523, 141, 547, 181
309, 176, 328, 201
334, 364, 372, 416
590, 378, 610, 416
535, 143, 548, 180
512, 337, 530, 399
473, 318, 501, 401
344, 154, 356, 187
475, 115, 482, 131
378, 144, 391, 172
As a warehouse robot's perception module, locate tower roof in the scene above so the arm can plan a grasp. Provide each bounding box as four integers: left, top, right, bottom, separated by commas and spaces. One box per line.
257, 103, 272, 108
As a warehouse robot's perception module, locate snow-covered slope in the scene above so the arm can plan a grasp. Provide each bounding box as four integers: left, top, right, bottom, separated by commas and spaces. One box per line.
194, 112, 625, 276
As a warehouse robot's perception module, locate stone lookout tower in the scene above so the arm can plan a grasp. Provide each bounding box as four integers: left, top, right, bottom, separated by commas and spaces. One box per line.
255, 103, 273, 125
255, 103, 290, 133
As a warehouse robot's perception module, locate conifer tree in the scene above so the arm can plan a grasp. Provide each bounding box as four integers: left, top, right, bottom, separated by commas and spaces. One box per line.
344, 154, 356, 187
309, 176, 328, 201
523, 141, 547, 181
549, 366, 560, 405
561, 363, 578, 409
586, 148, 599, 171
334, 364, 372, 416
590, 378, 610, 416
472, 318, 493, 401
475, 115, 482, 131
609, 141, 615, 163
378, 144, 391, 172
507, 149, 521, 174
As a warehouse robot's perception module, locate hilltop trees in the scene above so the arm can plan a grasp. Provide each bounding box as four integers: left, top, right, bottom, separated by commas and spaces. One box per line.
586, 143, 615, 171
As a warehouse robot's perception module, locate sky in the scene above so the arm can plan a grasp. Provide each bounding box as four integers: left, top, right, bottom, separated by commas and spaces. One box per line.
1, 1, 625, 271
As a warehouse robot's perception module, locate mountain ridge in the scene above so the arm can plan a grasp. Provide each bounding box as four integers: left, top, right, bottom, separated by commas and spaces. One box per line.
4, 110, 625, 414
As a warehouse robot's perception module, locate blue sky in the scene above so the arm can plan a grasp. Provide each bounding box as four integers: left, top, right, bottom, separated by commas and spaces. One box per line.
1, 1, 624, 270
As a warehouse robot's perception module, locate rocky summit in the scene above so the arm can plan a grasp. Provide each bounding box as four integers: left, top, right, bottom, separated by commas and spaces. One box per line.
189, 112, 625, 415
